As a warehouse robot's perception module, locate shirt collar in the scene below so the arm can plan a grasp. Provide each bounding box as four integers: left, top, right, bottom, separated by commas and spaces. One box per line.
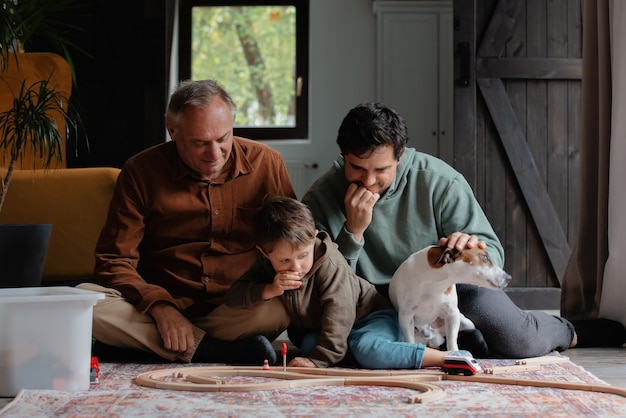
170, 137, 252, 183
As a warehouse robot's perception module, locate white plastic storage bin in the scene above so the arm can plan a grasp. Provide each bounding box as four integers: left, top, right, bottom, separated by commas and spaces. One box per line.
0, 286, 104, 396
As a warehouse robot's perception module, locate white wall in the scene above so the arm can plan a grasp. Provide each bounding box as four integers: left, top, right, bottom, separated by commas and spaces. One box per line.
265, 0, 378, 197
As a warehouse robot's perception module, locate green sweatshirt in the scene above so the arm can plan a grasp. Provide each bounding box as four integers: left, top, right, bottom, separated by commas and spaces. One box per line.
302, 148, 504, 285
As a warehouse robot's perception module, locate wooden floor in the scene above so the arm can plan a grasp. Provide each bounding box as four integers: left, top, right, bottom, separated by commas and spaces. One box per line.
565, 346, 626, 388
0, 347, 624, 410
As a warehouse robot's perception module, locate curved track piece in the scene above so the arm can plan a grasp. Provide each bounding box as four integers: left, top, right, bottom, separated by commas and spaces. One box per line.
135, 362, 626, 404
135, 366, 446, 403
445, 374, 626, 398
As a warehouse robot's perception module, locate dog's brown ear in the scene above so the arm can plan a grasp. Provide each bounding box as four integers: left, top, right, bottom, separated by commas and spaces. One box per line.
427, 246, 455, 267
438, 247, 455, 265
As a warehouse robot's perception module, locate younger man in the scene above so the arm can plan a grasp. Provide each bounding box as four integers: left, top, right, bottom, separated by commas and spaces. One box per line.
225, 196, 452, 368
302, 102, 577, 361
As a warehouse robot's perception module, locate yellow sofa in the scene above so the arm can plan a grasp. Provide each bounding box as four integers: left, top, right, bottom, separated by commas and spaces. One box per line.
0, 167, 120, 284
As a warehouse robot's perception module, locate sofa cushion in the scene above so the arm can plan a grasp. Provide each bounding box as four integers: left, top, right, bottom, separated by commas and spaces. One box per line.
0, 167, 120, 282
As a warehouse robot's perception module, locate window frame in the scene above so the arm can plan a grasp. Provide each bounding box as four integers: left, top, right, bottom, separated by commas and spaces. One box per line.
178, 0, 309, 140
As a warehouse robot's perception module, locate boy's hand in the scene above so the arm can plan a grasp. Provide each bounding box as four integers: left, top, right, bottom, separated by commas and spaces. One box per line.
262, 271, 302, 299
288, 356, 317, 368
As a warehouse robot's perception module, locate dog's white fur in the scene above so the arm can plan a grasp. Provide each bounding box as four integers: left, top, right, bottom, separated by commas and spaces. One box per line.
389, 245, 511, 352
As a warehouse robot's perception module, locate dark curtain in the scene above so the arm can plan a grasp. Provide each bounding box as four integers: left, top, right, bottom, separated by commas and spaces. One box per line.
561, 0, 612, 320
165, 0, 177, 93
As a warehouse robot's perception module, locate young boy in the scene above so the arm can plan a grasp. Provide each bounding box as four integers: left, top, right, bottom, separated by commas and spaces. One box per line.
225, 196, 452, 369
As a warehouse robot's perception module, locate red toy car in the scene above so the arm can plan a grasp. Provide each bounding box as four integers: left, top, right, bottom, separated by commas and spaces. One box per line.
442, 350, 482, 376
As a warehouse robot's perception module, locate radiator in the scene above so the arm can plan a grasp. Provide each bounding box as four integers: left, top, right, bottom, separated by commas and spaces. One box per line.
285, 161, 318, 199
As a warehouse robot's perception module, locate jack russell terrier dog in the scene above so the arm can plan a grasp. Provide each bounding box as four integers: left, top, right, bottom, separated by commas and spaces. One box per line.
389, 245, 511, 352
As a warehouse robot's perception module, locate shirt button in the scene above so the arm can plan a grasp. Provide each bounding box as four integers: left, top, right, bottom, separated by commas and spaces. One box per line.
214, 209, 219, 215
202, 276, 210, 283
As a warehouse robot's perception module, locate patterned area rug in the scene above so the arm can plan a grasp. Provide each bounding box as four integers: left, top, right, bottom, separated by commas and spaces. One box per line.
2, 356, 626, 417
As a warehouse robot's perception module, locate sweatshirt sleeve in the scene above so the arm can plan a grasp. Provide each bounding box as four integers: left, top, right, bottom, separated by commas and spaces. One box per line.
306, 256, 360, 368
332, 225, 364, 272
439, 173, 505, 267
302, 168, 363, 271
224, 259, 273, 307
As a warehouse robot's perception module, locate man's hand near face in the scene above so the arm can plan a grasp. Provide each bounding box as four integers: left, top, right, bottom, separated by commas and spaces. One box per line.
344, 182, 380, 242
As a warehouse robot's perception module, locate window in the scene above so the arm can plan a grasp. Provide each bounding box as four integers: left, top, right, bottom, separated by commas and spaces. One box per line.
179, 0, 309, 140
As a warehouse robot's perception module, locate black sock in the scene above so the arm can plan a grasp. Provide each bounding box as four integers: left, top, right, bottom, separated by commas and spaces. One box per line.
191, 335, 277, 365
571, 318, 626, 348
457, 329, 490, 358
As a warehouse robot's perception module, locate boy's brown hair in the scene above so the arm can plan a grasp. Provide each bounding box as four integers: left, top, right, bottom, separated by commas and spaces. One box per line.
253, 196, 317, 254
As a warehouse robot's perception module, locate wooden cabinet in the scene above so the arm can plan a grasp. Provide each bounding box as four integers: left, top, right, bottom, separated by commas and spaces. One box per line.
374, 1, 453, 164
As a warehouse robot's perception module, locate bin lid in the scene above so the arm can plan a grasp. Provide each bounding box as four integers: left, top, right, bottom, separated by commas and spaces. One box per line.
0, 286, 104, 303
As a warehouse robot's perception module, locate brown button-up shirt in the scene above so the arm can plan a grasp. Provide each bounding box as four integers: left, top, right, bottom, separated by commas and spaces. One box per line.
94, 138, 296, 314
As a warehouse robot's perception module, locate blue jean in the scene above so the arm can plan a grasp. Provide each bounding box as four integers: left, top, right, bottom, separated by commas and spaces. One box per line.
349, 285, 576, 369
348, 307, 427, 369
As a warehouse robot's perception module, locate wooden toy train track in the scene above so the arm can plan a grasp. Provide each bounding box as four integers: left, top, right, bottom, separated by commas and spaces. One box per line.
134, 356, 626, 404
135, 366, 447, 403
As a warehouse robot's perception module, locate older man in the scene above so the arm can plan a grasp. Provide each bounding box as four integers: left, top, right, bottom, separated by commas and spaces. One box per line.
80, 80, 295, 365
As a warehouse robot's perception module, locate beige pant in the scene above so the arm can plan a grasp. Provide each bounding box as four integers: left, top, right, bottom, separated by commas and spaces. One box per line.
77, 283, 290, 362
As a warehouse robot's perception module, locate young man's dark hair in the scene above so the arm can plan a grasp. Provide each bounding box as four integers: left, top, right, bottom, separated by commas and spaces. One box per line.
336, 102, 409, 160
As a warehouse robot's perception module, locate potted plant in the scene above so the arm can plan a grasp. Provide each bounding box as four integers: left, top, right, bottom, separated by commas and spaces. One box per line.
0, 0, 86, 287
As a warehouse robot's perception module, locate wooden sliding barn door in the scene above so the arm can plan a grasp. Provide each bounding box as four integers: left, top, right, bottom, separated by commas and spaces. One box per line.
452, 0, 582, 308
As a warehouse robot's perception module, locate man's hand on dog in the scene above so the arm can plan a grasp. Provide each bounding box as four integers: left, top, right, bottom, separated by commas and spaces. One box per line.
439, 232, 486, 251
